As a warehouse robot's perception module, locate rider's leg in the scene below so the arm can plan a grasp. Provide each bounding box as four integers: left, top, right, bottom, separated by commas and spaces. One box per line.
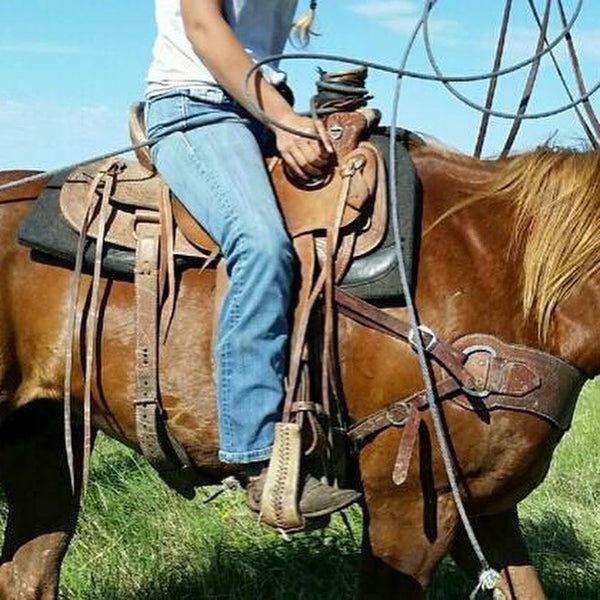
146, 89, 359, 516
148, 88, 292, 463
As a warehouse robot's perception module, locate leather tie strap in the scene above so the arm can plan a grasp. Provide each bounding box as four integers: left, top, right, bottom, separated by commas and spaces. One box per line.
392, 402, 421, 486
133, 213, 193, 485
334, 287, 476, 388
81, 167, 116, 494
134, 216, 163, 465
64, 160, 122, 494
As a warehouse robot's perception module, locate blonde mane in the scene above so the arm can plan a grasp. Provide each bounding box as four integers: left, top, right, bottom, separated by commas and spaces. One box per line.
484, 146, 600, 340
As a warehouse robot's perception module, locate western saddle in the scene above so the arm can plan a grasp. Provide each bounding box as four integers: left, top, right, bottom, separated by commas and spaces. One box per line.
58, 69, 390, 530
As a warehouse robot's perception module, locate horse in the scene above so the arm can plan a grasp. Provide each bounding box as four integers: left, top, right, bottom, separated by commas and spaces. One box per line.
0, 135, 598, 600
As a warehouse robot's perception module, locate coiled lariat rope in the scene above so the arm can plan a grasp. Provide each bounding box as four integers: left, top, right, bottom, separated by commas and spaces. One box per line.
0, 0, 595, 195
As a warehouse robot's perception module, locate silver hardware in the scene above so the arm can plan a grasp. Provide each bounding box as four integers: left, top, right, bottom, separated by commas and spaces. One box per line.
386, 403, 410, 427
341, 154, 367, 177
408, 325, 437, 352
461, 344, 497, 399
328, 124, 344, 140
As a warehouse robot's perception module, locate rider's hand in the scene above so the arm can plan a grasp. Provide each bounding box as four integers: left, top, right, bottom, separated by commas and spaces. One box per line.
274, 113, 334, 181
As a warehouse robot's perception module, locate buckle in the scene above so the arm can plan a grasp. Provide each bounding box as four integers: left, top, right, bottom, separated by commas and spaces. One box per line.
461, 344, 497, 399
386, 402, 410, 427
408, 325, 437, 352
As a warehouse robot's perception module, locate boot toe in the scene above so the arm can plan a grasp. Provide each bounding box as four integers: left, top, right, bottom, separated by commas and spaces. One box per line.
298, 475, 361, 518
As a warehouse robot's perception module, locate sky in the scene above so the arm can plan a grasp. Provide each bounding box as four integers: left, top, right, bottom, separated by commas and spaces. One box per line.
1, 0, 599, 170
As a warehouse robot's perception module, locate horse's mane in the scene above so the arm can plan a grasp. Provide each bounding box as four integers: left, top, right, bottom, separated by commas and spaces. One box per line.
421, 142, 600, 340
475, 146, 600, 341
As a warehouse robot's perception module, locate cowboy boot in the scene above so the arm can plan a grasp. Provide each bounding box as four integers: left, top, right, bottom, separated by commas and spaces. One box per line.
246, 466, 361, 519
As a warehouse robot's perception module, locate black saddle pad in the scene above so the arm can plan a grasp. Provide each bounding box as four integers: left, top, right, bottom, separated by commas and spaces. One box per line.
338, 127, 420, 303
18, 128, 420, 301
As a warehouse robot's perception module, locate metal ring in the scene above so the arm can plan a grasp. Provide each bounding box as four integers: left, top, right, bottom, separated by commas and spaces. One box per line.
462, 344, 497, 359
386, 404, 409, 427
328, 124, 344, 140
461, 386, 491, 400
408, 325, 437, 352
461, 344, 497, 398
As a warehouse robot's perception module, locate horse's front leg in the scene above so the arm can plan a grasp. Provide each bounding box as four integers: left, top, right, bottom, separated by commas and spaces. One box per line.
359, 491, 459, 600
358, 433, 460, 600
0, 402, 86, 600
359, 512, 425, 600
450, 508, 547, 600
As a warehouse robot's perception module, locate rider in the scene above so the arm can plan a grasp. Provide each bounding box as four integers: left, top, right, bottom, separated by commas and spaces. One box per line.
145, 0, 360, 517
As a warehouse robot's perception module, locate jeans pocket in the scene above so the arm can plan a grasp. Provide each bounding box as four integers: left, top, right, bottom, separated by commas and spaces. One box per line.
146, 94, 186, 140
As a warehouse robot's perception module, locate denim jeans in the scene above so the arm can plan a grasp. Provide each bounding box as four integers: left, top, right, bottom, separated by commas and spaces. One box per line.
146, 87, 294, 463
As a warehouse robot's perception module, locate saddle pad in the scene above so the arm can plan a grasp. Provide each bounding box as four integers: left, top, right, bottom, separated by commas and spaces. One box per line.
337, 128, 420, 302
17, 170, 204, 278
18, 128, 420, 301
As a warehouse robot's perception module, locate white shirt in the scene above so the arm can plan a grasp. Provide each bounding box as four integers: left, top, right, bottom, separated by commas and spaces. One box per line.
146, 0, 299, 98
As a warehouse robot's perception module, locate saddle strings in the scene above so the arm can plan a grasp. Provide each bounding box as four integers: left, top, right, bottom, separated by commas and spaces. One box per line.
63, 161, 121, 495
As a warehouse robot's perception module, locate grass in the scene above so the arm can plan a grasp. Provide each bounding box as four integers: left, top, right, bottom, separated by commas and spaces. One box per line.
3, 381, 600, 598
60, 444, 362, 600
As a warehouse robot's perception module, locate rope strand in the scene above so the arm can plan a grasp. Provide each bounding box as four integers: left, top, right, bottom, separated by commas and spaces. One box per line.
1, 0, 595, 194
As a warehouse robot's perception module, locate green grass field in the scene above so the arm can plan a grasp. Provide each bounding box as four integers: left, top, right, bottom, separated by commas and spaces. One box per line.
3, 381, 600, 599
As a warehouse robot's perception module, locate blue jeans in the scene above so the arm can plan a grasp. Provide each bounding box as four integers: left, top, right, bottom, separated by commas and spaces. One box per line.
146, 87, 294, 463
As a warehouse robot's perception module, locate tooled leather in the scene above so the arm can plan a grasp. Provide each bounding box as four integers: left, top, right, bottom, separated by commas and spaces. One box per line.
260, 422, 304, 531
348, 334, 584, 445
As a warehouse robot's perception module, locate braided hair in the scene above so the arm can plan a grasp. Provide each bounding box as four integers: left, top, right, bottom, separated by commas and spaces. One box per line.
291, 0, 318, 48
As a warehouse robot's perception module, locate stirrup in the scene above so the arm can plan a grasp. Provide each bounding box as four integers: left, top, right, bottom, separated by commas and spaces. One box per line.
259, 422, 305, 532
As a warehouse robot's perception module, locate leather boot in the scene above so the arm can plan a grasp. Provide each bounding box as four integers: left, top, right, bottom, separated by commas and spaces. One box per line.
246, 468, 361, 519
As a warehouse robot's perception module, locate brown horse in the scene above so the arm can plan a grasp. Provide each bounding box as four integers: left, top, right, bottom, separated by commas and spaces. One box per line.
0, 137, 598, 600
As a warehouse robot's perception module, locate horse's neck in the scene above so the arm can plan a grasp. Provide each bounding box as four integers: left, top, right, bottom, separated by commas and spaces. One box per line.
414, 146, 501, 237
411, 147, 535, 345
411, 145, 600, 377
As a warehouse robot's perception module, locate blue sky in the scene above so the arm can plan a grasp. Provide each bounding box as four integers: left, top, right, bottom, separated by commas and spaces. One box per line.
1, 0, 599, 170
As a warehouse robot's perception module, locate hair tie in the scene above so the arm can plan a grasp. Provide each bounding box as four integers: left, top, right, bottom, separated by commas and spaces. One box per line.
291, 1, 319, 48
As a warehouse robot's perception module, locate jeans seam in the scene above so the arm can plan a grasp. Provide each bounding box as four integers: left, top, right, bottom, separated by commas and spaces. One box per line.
219, 241, 247, 452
